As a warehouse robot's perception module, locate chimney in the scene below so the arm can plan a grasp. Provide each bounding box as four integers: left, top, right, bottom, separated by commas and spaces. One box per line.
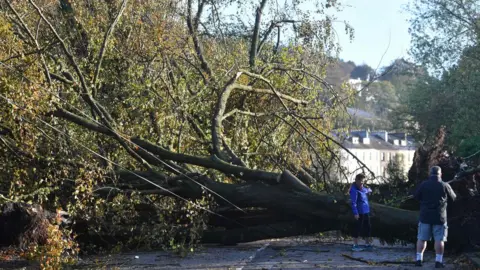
372, 130, 388, 142
362, 129, 370, 144
400, 133, 407, 146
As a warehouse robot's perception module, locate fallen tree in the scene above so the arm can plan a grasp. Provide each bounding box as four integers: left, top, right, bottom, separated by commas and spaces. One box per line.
84, 168, 479, 251
6, 169, 479, 252
0, 202, 69, 248
1, 0, 480, 256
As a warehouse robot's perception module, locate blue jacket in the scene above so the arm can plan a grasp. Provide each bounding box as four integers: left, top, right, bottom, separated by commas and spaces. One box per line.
349, 184, 370, 215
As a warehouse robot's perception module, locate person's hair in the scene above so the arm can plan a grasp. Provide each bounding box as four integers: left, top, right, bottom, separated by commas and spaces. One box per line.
430, 166, 442, 176
355, 173, 366, 182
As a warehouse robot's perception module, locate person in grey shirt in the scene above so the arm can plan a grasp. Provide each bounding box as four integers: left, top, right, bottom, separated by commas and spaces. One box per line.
414, 166, 456, 268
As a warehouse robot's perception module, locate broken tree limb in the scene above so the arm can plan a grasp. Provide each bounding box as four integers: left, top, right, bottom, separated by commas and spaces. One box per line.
207, 209, 293, 229
212, 71, 307, 164
131, 137, 280, 184
341, 254, 417, 265
202, 220, 334, 245
86, 169, 480, 251
278, 170, 311, 193
112, 172, 419, 244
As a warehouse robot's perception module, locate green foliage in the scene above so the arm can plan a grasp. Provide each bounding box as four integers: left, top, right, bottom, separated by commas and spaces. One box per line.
408, 0, 480, 73
0, 0, 355, 256
386, 154, 407, 185
350, 64, 374, 81
325, 59, 356, 85
394, 0, 480, 154
356, 81, 397, 120
396, 45, 480, 155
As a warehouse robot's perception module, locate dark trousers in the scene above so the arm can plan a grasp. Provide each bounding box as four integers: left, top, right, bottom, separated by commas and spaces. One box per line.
352, 213, 371, 238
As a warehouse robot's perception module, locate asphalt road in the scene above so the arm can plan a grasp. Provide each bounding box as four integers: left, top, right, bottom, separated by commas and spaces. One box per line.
75, 237, 473, 269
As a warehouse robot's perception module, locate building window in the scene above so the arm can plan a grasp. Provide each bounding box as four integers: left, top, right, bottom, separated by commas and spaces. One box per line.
389, 153, 392, 160
381, 152, 385, 161
369, 152, 372, 160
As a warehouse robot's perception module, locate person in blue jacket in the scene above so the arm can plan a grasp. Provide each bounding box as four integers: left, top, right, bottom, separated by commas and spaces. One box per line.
349, 173, 373, 251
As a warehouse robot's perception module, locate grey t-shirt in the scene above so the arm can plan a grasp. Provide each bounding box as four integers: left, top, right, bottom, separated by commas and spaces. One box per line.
414, 175, 457, 225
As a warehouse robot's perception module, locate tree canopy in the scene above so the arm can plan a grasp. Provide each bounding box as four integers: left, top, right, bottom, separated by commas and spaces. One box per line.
0, 0, 362, 256
397, 0, 480, 158
408, 0, 480, 73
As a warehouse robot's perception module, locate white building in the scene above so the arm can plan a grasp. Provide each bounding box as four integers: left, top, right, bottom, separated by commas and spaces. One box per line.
337, 130, 417, 184
348, 78, 363, 94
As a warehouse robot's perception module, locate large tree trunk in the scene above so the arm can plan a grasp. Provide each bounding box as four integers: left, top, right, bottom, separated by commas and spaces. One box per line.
202, 181, 421, 243
203, 180, 480, 251
90, 172, 480, 252
106, 173, 420, 243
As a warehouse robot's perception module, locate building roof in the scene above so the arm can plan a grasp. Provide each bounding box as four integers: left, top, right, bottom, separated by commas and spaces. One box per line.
342, 131, 417, 151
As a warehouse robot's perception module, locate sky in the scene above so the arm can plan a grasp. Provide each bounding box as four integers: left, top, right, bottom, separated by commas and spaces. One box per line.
223, 0, 413, 68
332, 0, 412, 68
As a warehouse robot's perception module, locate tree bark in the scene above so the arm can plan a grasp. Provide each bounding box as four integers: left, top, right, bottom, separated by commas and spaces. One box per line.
89, 170, 480, 251
113, 171, 419, 243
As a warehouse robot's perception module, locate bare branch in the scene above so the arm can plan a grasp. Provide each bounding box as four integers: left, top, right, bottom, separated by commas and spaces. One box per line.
194, 0, 206, 30
275, 26, 281, 53
0, 41, 58, 63
5, 0, 52, 84
51, 108, 113, 136
51, 108, 186, 174
301, 118, 375, 178
213, 71, 307, 164
50, 73, 74, 85
272, 66, 340, 105
93, 0, 128, 93
257, 20, 297, 54
27, 0, 108, 123
132, 138, 280, 184
240, 69, 298, 111
237, 85, 308, 104
212, 72, 243, 161
187, 0, 212, 77
249, 0, 268, 68
222, 109, 268, 120
50, 107, 280, 184
222, 137, 247, 167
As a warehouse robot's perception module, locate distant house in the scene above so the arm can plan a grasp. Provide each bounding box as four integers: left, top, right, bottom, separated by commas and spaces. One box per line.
348, 75, 377, 98
348, 78, 363, 93
337, 130, 417, 183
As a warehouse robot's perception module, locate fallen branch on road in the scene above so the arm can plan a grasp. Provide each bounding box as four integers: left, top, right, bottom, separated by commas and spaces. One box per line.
342, 254, 417, 265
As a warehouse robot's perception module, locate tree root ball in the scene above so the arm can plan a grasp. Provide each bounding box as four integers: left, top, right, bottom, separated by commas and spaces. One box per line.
0, 202, 51, 248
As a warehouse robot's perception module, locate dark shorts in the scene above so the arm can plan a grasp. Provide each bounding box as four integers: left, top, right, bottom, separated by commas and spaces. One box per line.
352, 213, 371, 238
417, 222, 448, 242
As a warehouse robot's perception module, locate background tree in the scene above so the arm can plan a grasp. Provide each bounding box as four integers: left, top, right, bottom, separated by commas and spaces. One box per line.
397, 0, 480, 156
0, 0, 369, 253
408, 0, 480, 73
350, 64, 374, 80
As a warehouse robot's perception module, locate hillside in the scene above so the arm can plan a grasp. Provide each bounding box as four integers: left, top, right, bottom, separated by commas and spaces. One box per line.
326, 58, 421, 130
